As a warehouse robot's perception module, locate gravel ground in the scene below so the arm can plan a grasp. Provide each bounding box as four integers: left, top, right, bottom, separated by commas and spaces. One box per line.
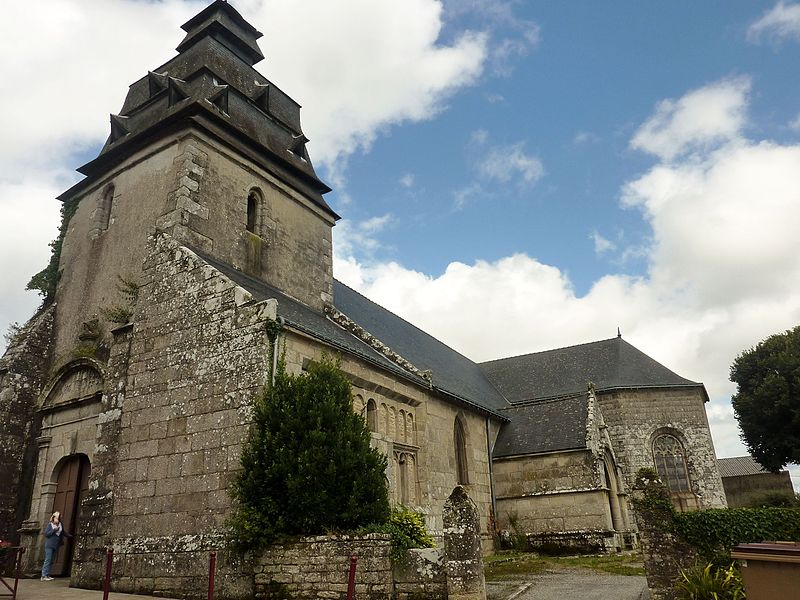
487, 568, 650, 600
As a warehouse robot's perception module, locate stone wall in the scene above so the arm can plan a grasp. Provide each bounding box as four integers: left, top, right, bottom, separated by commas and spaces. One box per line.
722, 472, 795, 508
493, 451, 612, 534
0, 307, 54, 543
253, 487, 485, 600
73, 232, 275, 599
53, 136, 184, 362
598, 388, 727, 509
255, 534, 394, 600
632, 480, 697, 600
394, 548, 447, 600
179, 133, 335, 311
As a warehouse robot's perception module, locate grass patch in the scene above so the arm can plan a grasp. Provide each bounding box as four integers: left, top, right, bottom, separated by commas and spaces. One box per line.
484, 552, 645, 580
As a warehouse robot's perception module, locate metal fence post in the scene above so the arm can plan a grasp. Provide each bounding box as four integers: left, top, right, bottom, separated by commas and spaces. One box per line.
102, 547, 113, 600
346, 553, 358, 600
208, 551, 217, 600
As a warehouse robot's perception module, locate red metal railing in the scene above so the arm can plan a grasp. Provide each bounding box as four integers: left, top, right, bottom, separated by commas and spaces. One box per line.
0, 546, 25, 600
346, 553, 358, 600
102, 547, 113, 600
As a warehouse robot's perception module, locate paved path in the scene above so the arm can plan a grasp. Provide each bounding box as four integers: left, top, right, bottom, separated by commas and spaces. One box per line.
487, 568, 649, 600
13, 578, 181, 600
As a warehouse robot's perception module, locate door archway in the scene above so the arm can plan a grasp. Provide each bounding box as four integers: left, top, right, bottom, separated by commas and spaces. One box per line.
50, 454, 90, 577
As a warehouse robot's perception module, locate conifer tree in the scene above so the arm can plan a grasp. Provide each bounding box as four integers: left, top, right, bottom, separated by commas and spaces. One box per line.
228, 355, 390, 551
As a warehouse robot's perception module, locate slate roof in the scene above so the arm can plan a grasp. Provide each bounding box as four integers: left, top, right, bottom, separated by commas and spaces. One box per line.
199, 254, 425, 384
198, 254, 506, 417
60, 0, 334, 215
493, 394, 589, 458
717, 456, 778, 478
332, 281, 510, 413
480, 336, 703, 403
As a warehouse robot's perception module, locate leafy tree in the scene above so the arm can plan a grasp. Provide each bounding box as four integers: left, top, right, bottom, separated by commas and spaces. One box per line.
730, 325, 800, 471
228, 354, 390, 552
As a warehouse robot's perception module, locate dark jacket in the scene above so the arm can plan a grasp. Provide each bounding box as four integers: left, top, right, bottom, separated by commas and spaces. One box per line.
44, 522, 68, 550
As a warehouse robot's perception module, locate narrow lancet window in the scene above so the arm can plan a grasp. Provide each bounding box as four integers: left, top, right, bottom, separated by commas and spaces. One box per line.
454, 416, 469, 485
246, 190, 259, 234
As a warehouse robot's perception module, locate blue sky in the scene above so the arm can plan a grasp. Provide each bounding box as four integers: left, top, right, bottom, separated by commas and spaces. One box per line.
1, 1, 800, 485
334, 2, 800, 293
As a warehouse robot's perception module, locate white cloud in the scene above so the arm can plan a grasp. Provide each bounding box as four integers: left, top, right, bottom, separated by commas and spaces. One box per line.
790, 113, 800, 131
471, 129, 490, 145
573, 131, 600, 145
478, 142, 544, 184
486, 93, 505, 104
335, 78, 800, 468
630, 77, 750, 161
0, 180, 63, 345
747, 1, 800, 44
400, 174, 415, 188
332, 214, 393, 261
252, 0, 488, 176
590, 231, 616, 255
490, 31, 540, 77
0, 0, 490, 353
443, 0, 540, 77
452, 183, 484, 211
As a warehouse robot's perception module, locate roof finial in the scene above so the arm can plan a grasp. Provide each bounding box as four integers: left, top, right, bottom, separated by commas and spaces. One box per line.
617, 327, 622, 338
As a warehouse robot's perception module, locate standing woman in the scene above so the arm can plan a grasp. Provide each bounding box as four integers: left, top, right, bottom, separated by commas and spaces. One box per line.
41, 511, 68, 581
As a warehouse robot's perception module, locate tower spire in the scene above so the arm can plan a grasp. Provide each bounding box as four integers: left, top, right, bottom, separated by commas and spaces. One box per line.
177, 0, 265, 66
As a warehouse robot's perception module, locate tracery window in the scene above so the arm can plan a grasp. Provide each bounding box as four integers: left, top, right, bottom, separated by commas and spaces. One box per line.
394, 451, 417, 505
653, 434, 691, 493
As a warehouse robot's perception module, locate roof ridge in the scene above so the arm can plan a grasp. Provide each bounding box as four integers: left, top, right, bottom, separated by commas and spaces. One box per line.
324, 302, 433, 385
332, 279, 482, 365
500, 391, 588, 409
479, 336, 620, 365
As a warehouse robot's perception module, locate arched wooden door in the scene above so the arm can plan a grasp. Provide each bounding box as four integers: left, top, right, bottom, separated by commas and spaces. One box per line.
50, 455, 90, 577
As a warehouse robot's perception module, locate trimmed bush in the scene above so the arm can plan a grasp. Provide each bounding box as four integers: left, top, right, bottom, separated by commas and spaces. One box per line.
228, 355, 390, 552
673, 506, 800, 563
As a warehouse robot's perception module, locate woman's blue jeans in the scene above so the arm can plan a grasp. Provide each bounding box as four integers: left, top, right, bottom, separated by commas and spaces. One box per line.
41, 547, 56, 578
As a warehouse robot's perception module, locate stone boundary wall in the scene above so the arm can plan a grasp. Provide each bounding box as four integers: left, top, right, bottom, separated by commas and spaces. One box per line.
255, 534, 395, 600
394, 548, 446, 600
633, 483, 697, 600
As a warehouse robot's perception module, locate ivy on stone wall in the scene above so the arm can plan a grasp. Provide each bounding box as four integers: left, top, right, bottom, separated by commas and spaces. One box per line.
27, 197, 80, 302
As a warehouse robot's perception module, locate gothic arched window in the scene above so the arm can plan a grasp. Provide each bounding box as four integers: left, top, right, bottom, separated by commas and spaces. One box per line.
653, 433, 691, 493
454, 415, 469, 485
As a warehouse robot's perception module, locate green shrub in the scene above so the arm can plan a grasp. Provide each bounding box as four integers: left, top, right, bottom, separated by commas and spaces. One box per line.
673, 507, 800, 563
27, 197, 79, 302
385, 505, 435, 559
362, 505, 435, 560
675, 562, 744, 600
228, 354, 390, 552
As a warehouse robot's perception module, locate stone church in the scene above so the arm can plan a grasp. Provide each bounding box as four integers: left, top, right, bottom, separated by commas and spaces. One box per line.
0, 1, 725, 597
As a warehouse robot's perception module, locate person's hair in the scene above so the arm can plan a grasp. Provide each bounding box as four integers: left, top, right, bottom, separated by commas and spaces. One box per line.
50, 511, 60, 523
